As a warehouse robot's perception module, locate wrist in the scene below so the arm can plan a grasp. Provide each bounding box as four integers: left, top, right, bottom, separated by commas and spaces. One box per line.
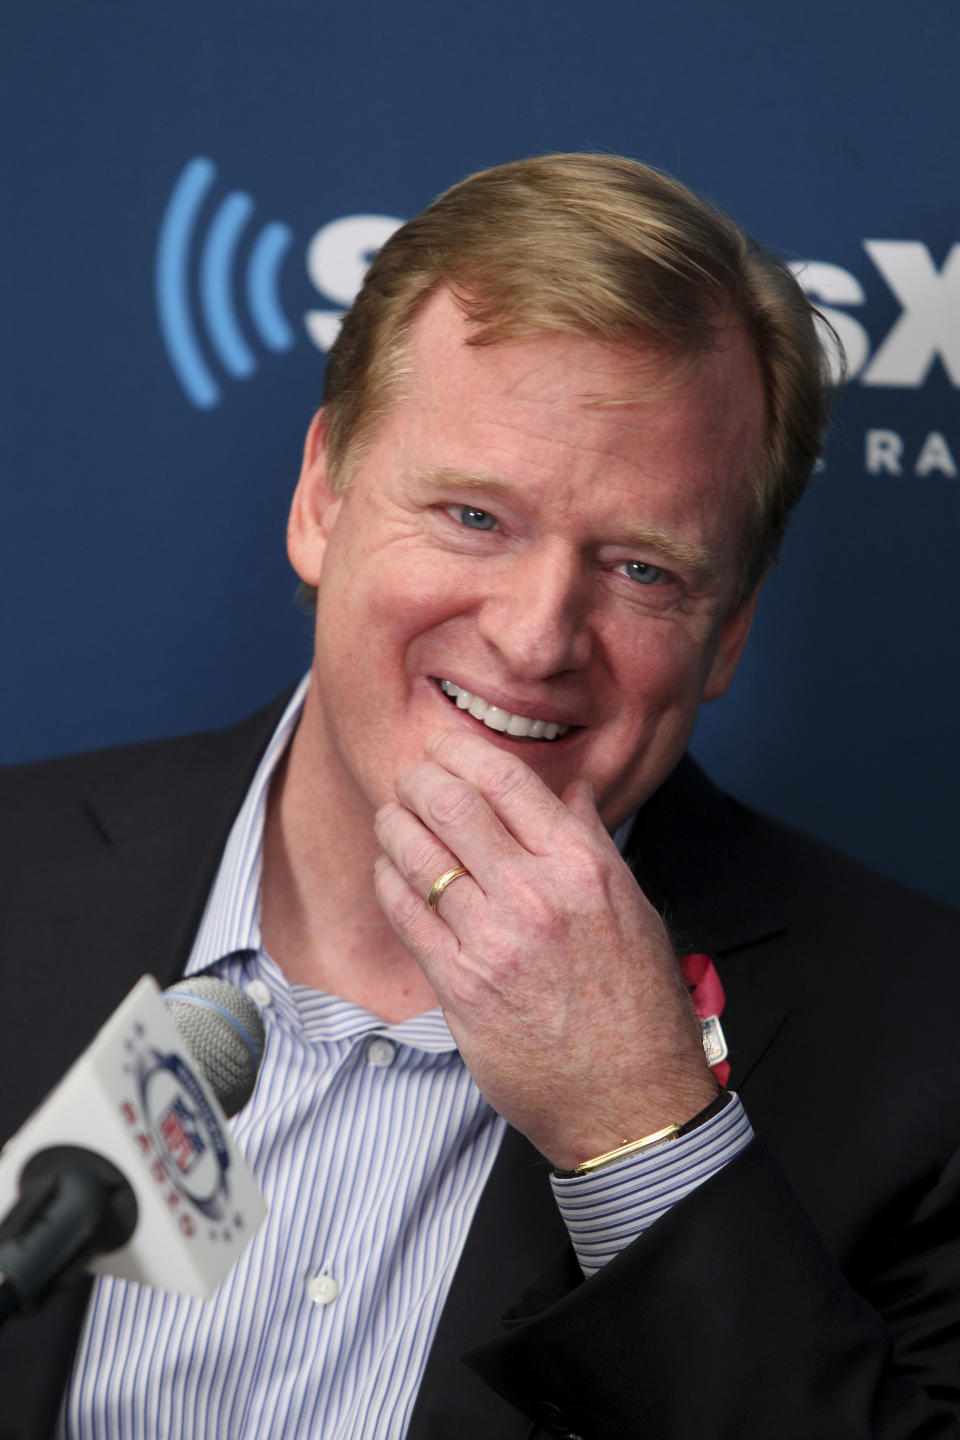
553, 1087, 731, 1178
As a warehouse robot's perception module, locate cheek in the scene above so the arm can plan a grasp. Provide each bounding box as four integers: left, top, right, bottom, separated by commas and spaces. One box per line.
385, 558, 487, 654
609, 621, 717, 714
313, 553, 470, 707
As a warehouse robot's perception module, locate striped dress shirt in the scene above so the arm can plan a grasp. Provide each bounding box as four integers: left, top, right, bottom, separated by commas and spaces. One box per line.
58, 678, 751, 1437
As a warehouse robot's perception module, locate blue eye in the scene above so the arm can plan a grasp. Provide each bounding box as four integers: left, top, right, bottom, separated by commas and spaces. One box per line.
621, 560, 662, 585
453, 505, 497, 531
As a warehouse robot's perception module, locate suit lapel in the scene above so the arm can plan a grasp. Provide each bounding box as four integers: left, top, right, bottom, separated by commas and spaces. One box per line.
622, 755, 791, 1087
1, 691, 293, 1141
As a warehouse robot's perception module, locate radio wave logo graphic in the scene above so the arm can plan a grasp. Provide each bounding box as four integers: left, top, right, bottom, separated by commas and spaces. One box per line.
156, 157, 295, 408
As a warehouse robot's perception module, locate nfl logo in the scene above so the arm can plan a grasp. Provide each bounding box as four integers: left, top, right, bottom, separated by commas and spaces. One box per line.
159, 1095, 206, 1175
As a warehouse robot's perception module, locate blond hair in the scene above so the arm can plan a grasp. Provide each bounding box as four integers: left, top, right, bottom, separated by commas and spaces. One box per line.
318, 153, 831, 601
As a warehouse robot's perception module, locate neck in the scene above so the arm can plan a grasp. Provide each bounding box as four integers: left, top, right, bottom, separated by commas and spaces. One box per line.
260, 684, 439, 1022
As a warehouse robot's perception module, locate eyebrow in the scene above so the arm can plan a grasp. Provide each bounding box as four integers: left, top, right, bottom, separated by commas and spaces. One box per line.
614, 525, 715, 577
413, 466, 514, 495
413, 466, 717, 579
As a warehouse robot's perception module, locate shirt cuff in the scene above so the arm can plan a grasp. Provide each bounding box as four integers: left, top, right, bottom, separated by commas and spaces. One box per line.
550, 1092, 753, 1277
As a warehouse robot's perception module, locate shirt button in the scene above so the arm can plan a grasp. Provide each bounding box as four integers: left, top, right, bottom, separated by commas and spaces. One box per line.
247, 979, 273, 1008
366, 1036, 396, 1068
305, 1271, 339, 1306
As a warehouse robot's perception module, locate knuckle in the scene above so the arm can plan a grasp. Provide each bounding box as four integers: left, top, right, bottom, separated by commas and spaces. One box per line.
571, 847, 609, 898
374, 800, 404, 840
477, 753, 527, 803
510, 878, 561, 937
406, 836, 446, 883
425, 777, 476, 829
387, 886, 424, 932
393, 761, 429, 807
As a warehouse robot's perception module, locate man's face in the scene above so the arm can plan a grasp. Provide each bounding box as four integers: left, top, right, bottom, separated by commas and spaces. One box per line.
289, 289, 766, 830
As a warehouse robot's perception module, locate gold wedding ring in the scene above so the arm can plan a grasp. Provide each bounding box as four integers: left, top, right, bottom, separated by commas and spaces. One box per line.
427, 864, 470, 911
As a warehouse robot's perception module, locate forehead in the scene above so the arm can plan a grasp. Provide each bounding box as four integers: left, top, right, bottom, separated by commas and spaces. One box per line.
391, 289, 766, 522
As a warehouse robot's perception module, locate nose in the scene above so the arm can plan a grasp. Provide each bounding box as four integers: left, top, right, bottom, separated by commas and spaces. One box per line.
476, 541, 594, 680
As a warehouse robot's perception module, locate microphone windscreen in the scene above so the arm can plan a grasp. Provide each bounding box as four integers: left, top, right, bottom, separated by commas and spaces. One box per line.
164, 978, 265, 1117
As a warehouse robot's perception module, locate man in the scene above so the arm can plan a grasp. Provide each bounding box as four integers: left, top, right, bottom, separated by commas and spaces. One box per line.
2, 154, 959, 1438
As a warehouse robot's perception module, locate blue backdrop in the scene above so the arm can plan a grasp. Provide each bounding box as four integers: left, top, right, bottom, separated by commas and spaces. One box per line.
3, 0, 958, 908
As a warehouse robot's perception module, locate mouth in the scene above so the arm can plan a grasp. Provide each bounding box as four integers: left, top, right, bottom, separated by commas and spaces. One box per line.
435, 679, 572, 742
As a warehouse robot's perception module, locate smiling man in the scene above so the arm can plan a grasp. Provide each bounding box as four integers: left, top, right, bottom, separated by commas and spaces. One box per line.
4, 155, 960, 1439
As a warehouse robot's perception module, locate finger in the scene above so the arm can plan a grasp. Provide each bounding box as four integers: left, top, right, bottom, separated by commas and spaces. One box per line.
392, 756, 521, 879
423, 729, 571, 855
425, 863, 474, 917
373, 798, 482, 912
560, 776, 607, 837
373, 853, 456, 968
371, 794, 483, 938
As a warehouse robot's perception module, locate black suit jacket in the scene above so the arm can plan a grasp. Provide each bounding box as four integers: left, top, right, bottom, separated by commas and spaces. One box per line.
2, 691, 960, 1439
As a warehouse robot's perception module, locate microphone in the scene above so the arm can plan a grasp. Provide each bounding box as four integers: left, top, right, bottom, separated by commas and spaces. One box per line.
0, 975, 268, 1324
163, 975, 266, 1119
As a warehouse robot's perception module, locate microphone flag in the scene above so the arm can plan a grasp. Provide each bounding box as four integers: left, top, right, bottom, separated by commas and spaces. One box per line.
0, 975, 266, 1300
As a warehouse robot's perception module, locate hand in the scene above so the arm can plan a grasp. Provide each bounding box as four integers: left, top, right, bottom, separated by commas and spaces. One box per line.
373, 729, 717, 1171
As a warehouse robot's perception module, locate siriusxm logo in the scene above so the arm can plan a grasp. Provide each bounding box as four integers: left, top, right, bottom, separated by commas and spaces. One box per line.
790, 247, 960, 388
156, 157, 958, 413
155, 157, 401, 408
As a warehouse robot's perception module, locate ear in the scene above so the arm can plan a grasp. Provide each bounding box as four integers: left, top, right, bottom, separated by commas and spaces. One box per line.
287, 409, 343, 586
699, 575, 766, 703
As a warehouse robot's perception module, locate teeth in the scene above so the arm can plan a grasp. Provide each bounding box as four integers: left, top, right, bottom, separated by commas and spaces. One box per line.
438, 680, 569, 741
